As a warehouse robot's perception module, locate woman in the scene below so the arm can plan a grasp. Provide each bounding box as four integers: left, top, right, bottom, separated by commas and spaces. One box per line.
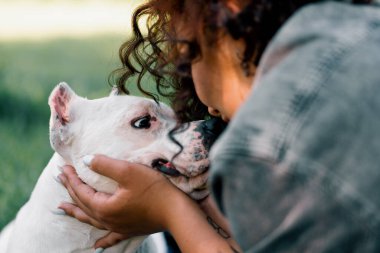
58, 0, 380, 252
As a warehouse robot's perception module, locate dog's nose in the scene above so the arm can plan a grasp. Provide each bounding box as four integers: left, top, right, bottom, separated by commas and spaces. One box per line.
201, 117, 226, 136
198, 117, 227, 147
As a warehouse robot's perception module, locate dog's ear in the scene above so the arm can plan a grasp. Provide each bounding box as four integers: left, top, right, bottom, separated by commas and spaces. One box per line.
109, 86, 121, 96
48, 82, 77, 125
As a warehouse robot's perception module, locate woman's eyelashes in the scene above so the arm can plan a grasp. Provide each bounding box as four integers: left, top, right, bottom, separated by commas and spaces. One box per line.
131, 115, 152, 129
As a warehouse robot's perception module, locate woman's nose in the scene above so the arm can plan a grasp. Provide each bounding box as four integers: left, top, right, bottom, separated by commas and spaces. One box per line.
208, 107, 221, 117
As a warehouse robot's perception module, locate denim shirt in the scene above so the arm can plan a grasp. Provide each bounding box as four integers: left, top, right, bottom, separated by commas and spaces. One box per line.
209, 1, 380, 252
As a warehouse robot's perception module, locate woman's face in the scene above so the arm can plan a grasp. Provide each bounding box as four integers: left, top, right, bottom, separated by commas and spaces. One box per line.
191, 34, 254, 122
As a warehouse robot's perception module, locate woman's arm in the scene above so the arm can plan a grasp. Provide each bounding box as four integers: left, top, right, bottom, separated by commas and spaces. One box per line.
58, 155, 239, 253
199, 197, 241, 252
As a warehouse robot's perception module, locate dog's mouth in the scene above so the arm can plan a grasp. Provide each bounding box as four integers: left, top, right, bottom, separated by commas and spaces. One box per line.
152, 158, 182, 177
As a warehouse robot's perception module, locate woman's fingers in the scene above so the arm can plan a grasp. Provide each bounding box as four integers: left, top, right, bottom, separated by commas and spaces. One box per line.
94, 232, 129, 249
59, 172, 97, 217
59, 201, 132, 250
59, 165, 112, 215
58, 202, 106, 230
84, 155, 133, 183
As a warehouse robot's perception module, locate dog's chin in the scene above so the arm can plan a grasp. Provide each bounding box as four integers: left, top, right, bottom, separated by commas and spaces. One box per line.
174, 170, 210, 200
160, 163, 210, 201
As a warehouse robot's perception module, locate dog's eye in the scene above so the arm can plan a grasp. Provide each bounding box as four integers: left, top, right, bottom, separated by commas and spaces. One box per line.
131, 115, 151, 129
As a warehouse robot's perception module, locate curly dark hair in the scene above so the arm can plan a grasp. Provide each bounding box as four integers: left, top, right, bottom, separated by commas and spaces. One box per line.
111, 0, 373, 122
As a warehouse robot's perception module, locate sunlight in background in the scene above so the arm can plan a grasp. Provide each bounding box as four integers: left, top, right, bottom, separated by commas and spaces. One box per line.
0, 0, 142, 41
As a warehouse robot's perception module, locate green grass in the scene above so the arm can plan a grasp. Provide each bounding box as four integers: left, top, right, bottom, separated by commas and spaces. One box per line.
0, 34, 158, 229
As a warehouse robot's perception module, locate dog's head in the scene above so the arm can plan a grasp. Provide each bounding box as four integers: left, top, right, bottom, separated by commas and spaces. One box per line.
48, 82, 224, 200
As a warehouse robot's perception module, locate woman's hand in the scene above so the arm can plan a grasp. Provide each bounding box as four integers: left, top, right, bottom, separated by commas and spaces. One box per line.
58, 155, 240, 253
58, 155, 180, 236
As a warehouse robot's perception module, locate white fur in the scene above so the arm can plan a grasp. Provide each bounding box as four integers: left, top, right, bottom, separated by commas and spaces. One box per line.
0, 82, 210, 253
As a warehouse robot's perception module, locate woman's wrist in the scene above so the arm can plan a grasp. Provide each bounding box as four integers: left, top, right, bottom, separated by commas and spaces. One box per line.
163, 189, 237, 253
199, 197, 241, 252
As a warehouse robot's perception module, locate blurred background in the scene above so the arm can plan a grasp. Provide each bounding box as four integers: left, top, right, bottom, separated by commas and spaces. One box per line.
0, 0, 145, 229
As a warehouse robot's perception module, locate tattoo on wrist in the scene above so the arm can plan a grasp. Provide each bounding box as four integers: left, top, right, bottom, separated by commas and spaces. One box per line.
207, 216, 230, 239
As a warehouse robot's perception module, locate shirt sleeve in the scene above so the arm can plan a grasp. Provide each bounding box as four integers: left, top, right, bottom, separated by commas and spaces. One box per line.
209, 2, 380, 252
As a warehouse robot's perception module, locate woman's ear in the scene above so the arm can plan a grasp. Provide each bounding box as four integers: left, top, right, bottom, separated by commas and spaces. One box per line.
48, 82, 76, 125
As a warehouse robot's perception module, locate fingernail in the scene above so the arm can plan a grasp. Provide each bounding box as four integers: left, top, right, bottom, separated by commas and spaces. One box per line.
53, 174, 62, 184
94, 248, 105, 253
58, 165, 64, 173
51, 209, 66, 216
83, 155, 94, 167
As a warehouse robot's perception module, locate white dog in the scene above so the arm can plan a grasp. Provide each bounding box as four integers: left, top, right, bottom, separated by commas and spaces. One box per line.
0, 82, 222, 253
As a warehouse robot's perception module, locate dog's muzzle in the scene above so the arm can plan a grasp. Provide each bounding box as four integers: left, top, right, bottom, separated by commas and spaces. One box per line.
151, 118, 227, 177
